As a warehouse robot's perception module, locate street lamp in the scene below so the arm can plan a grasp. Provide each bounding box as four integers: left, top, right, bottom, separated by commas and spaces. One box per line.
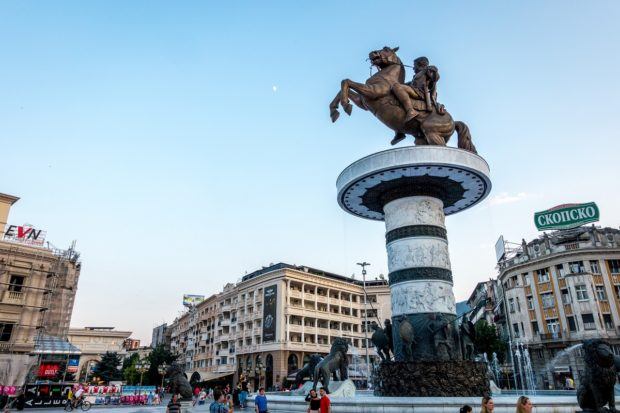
158, 363, 168, 392
357, 261, 372, 387
136, 359, 151, 388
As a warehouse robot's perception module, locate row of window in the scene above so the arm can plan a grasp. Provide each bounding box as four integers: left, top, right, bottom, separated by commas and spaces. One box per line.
504, 260, 620, 291
512, 312, 614, 338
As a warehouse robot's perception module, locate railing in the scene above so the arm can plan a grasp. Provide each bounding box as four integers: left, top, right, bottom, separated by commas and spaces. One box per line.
539, 332, 562, 341
583, 322, 597, 330
2, 290, 25, 305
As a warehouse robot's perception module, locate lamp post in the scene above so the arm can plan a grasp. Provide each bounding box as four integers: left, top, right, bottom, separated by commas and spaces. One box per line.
357, 261, 372, 387
136, 359, 151, 389
158, 363, 168, 393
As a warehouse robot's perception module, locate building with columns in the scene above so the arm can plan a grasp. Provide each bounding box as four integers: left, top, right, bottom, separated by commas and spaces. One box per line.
166, 262, 391, 390
496, 225, 620, 389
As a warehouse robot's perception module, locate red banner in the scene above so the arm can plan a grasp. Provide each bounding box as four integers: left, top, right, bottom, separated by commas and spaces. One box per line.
37, 364, 60, 378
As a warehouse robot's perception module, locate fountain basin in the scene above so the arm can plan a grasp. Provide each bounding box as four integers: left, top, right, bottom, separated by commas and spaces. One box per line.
248, 394, 579, 413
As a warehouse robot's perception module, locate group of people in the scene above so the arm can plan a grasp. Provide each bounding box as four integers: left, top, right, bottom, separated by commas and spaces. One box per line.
167, 382, 256, 413
461, 396, 534, 413
304, 388, 330, 413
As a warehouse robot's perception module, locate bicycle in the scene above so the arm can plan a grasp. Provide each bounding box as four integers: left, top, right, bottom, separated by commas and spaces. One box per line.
64, 396, 91, 412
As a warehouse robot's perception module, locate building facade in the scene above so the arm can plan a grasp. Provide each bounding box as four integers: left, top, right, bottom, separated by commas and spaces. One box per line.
151, 323, 167, 348
0, 193, 82, 385
67, 327, 132, 381
497, 225, 620, 389
166, 263, 391, 390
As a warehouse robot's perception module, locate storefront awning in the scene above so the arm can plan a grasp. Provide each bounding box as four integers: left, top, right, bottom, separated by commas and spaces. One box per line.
193, 371, 234, 383
33, 335, 81, 355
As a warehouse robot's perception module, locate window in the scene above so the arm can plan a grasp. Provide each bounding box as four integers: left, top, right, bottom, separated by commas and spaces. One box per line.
603, 314, 614, 330
582, 313, 596, 330
513, 323, 520, 338
590, 260, 601, 274
522, 273, 530, 285
567, 316, 577, 332
596, 286, 607, 301
8, 275, 24, 292
555, 264, 566, 278
561, 288, 572, 305
531, 321, 539, 334
615, 286, 620, 300
575, 285, 589, 301
527, 296, 534, 310
0, 323, 14, 342
608, 260, 620, 274
569, 261, 586, 274
536, 268, 550, 283
546, 319, 560, 335
541, 292, 555, 309
516, 297, 521, 312
509, 298, 515, 313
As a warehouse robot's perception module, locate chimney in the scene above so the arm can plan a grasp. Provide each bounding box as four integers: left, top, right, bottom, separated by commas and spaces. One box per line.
0, 193, 20, 235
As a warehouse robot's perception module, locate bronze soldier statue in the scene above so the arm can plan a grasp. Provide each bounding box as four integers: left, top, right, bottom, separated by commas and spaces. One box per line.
392, 57, 445, 128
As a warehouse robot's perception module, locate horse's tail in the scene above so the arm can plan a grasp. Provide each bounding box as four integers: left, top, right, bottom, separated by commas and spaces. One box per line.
454, 121, 477, 154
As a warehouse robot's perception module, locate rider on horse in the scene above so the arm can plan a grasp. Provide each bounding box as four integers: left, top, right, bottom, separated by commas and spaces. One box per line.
392, 56, 445, 125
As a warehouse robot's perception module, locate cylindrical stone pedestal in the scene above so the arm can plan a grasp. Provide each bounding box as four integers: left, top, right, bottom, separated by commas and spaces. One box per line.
384, 195, 457, 361
337, 145, 492, 396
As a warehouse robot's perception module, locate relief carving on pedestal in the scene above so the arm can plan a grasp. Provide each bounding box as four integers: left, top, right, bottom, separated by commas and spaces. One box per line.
387, 240, 451, 272
391, 282, 456, 316
385, 197, 445, 231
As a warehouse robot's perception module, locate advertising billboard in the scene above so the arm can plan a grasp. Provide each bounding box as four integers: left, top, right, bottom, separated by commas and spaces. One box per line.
3, 224, 46, 246
534, 202, 599, 231
262, 284, 277, 342
182, 294, 205, 307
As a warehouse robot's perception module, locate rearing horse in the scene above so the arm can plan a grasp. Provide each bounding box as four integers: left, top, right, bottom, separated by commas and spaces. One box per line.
329, 46, 476, 153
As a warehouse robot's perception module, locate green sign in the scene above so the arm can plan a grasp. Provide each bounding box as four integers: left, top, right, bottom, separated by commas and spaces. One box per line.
534, 202, 599, 231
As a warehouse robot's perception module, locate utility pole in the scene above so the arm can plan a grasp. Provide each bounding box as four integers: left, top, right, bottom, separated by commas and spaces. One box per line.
356, 261, 371, 387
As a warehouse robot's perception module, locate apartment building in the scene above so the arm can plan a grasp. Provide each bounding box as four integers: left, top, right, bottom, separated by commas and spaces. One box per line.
0, 193, 82, 385
497, 225, 620, 389
166, 263, 391, 390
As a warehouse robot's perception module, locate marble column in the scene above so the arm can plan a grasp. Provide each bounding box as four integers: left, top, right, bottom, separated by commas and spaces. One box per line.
384, 196, 457, 361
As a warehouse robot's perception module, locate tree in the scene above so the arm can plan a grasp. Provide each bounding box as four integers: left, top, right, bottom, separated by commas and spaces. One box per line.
122, 353, 140, 385
473, 320, 507, 363
144, 345, 178, 386
92, 352, 122, 384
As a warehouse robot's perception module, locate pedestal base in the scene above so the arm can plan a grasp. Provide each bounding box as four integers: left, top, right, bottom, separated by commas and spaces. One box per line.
373, 360, 489, 397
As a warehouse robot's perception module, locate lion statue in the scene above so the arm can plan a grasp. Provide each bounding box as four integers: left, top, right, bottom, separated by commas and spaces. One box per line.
577, 339, 617, 413
294, 354, 323, 387
313, 337, 349, 392
166, 363, 193, 400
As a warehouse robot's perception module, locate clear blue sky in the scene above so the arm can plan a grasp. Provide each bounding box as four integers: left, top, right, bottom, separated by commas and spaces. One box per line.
2, 2, 619, 342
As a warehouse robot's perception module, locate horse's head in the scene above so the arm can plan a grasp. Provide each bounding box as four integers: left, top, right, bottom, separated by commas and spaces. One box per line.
369, 46, 401, 69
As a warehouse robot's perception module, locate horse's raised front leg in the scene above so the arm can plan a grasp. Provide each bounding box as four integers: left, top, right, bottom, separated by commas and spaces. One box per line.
330, 91, 342, 122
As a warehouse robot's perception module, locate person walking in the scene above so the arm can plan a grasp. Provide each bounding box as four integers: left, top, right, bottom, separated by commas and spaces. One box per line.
481, 396, 494, 413
516, 396, 533, 413
166, 394, 181, 413
209, 390, 229, 413
254, 388, 267, 413
306, 389, 320, 413
319, 388, 330, 413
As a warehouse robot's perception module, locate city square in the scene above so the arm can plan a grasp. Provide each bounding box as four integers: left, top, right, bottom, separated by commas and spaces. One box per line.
1, 2, 620, 412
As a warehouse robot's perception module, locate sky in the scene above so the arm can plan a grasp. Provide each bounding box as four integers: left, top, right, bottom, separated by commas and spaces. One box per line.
1, 1, 620, 343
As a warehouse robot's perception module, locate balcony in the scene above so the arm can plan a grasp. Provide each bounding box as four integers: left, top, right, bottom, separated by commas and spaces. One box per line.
2, 291, 25, 305
290, 290, 302, 299
539, 332, 562, 341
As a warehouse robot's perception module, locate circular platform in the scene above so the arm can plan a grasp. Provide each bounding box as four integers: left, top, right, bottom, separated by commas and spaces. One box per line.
336, 146, 491, 220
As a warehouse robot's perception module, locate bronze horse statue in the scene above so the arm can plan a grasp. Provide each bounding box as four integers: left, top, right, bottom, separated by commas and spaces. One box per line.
312, 337, 349, 392
329, 46, 476, 153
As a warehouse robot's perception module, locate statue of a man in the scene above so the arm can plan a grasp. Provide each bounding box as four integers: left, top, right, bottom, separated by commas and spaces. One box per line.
392, 56, 445, 124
